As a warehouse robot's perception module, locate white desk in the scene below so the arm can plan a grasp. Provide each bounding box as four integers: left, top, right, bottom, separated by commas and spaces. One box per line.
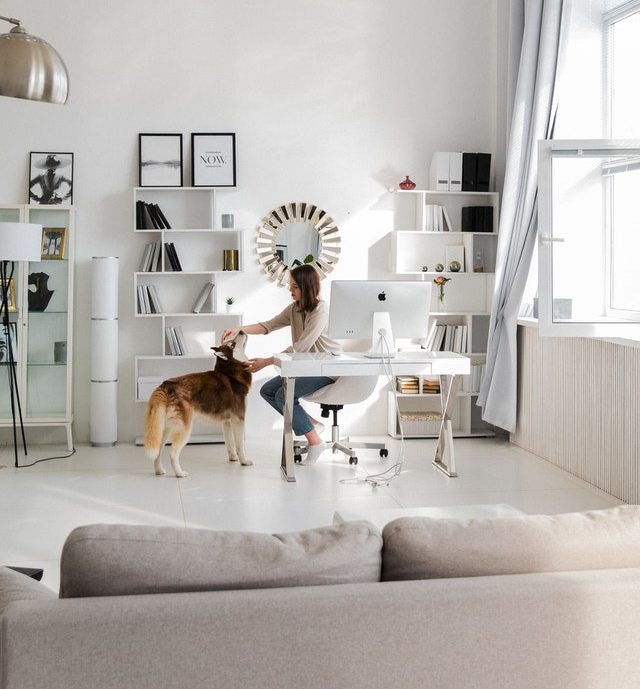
274, 351, 470, 482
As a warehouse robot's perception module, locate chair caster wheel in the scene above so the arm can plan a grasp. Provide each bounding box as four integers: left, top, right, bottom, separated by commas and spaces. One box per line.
349, 456, 358, 465
294, 454, 302, 463
379, 449, 389, 458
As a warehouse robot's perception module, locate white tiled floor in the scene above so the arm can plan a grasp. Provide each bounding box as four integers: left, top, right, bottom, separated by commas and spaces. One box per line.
0, 434, 623, 592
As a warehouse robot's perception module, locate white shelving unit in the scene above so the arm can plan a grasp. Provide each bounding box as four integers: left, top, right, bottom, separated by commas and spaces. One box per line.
387, 189, 499, 438
0, 204, 75, 449
132, 187, 244, 443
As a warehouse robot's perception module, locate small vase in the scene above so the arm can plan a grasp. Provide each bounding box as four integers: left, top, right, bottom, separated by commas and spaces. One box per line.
225, 304, 233, 313
438, 297, 447, 312
398, 175, 416, 190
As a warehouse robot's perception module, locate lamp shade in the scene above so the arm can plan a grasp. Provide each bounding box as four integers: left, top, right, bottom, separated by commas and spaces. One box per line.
0, 222, 42, 261
0, 24, 68, 104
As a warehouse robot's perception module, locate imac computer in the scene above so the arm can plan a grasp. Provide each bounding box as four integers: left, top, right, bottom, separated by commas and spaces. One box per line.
328, 280, 432, 358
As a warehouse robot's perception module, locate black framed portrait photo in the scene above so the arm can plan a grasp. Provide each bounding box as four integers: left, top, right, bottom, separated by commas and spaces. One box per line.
139, 133, 183, 187
191, 133, 236, 187
29, 152, 74, 206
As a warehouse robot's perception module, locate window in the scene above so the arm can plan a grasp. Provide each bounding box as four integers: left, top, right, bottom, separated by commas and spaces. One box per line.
536, 2, 640, 339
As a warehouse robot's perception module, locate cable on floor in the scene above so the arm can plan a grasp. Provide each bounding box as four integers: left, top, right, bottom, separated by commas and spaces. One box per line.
15, 447, 76, 468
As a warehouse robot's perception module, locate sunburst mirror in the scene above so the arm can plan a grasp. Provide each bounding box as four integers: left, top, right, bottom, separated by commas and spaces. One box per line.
256, 201, 341, 285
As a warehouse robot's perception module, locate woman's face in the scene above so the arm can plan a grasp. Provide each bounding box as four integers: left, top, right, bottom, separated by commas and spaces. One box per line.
288, 279, 301, 302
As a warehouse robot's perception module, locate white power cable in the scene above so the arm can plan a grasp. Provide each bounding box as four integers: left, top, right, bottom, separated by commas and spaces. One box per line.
339, 329, 407, 488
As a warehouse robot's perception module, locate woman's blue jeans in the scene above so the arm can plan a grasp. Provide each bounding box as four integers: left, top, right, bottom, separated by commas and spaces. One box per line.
260, 375, 334, 436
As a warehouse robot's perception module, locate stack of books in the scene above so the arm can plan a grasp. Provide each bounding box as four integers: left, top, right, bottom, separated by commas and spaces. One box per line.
396, 376, 420, 394
191, 282, 215, 313
136, 201, 172, 229
137, 284, 163, 314
422, 378, 441, 394
164, 242, 182, 271
165, 326, 188, 355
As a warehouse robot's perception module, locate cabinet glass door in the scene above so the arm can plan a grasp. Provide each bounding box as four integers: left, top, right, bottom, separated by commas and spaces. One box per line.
25, 210, 71, 418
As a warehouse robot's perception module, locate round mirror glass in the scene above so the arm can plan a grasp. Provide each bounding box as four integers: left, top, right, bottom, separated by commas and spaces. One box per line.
256, 202, 340, 284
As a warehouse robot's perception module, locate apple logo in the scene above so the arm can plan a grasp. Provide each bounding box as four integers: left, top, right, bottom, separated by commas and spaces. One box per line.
377, 291, 386, 301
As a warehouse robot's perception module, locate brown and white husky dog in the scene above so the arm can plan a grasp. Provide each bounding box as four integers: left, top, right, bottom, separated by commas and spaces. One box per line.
144, 331, 252, 478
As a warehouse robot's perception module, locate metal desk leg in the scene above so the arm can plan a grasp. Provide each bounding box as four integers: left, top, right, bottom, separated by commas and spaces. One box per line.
432, 374, 461, 478
280, 376, 296, 482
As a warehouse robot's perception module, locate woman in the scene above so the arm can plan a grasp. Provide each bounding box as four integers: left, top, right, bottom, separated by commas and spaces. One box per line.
222, 264, 340, 465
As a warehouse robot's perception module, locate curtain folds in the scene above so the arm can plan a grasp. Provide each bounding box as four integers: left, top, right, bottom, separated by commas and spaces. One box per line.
477, 0, 569, 431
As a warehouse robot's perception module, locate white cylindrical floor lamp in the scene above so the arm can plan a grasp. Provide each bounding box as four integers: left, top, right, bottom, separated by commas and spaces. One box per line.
90, 256, 118, 446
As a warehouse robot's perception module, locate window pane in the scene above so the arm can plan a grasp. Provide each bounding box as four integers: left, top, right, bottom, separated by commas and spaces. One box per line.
611, 170, 640, 311
611, 12, 640, 137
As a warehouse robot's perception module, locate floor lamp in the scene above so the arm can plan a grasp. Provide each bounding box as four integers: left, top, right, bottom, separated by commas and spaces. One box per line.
0, 223, 42, 467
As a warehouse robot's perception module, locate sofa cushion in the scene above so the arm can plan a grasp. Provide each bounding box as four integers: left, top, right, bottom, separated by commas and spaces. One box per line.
381, 505, 640, 581
60, 521, 381, 598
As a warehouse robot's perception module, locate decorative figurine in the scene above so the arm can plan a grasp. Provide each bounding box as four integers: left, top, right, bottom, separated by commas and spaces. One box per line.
449, 260, 461, 272
434, 263, 445, 272
28, 272, 54, 312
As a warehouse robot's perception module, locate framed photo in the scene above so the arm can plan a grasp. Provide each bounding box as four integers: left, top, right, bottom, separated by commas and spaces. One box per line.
139, 133, 183, 187
1, 279, 16, 313
28, 152, 74, 206
41, 227, 68, 260
191, 133, 236, 187
0, 322, 18, 363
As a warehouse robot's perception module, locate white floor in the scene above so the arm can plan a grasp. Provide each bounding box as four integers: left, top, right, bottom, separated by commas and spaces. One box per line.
0, 434, 623, 592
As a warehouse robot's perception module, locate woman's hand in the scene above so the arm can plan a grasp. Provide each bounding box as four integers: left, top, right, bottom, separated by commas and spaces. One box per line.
221, 327, 240, 343
244, 357, 272, 373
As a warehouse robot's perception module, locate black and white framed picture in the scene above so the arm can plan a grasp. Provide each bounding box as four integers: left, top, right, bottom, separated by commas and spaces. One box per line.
139, 133, 183, 187
41, 227, 68, 260
191, 133, 236, 187
0, 322, 18, 363
29, 152, 74, 206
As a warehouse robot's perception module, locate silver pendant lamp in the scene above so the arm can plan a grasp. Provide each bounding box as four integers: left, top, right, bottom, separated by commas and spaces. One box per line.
0, 15, 69, 104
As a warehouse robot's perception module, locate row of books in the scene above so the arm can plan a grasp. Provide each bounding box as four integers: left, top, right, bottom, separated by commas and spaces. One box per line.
429, 151, 491, 192
139, 241, 183, 272
137, 285, 163, 314
165, 326, 188, 356
136, 200, 172, 230
137, 281, 216, 315
395, 376, 441, 394
424, 204, 453, 232
463, 363, 485, 393
425, 322, 468, 353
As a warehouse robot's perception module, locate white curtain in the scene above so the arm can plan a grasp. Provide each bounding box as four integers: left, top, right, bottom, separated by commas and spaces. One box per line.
477, 0, 569, 431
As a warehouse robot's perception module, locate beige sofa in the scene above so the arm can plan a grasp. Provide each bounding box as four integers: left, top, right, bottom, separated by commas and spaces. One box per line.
2, 506, 640, 689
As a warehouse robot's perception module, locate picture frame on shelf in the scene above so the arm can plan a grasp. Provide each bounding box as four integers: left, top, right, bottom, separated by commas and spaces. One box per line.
41, 227, 68, 260
1, 279, 16, 312
191, 133, 236, 187
28, 152, 73, 206
139, 133, 183, 187
0, 322, 18, 363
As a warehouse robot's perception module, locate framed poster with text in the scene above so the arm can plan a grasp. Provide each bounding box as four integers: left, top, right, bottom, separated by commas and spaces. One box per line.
191, 133, 236, 187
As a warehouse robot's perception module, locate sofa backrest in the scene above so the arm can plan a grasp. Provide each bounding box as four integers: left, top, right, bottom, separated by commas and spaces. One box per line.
60, 520, 382, 597
382, 505, 640, 580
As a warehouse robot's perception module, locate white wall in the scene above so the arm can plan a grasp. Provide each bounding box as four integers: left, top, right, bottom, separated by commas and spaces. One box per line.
0, 0, 504, 442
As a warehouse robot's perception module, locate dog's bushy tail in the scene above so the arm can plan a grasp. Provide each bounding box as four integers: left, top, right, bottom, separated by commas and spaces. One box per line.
144, 390, 167, 459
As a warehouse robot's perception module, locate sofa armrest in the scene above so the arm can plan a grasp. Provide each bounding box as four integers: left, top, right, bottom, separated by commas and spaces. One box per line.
0, 567, 56, 616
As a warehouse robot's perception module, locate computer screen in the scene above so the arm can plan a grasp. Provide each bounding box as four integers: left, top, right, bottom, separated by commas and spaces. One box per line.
328, 280, 432, 357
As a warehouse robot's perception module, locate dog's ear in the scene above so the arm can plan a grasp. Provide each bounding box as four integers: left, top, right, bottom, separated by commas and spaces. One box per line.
211, 345, 228, 360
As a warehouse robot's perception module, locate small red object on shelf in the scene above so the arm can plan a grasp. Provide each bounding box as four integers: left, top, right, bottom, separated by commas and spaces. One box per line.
398, 175, 416, 190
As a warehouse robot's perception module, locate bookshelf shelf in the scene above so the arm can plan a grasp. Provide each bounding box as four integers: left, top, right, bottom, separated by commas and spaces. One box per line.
132, 187, 244, 403
388, 188, 498, 438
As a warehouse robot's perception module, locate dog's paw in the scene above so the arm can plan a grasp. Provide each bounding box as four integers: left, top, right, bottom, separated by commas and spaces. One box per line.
228, 455, 239, 462
175, 470, 189, 478
155, 467, 166, 476
240, 459, 253, 466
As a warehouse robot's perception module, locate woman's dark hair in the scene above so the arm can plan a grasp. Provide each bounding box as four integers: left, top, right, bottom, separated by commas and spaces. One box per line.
290, 264, 320, 312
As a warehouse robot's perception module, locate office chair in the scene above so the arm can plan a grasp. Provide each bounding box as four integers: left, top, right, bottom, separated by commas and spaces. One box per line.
293, 376, 388, 465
